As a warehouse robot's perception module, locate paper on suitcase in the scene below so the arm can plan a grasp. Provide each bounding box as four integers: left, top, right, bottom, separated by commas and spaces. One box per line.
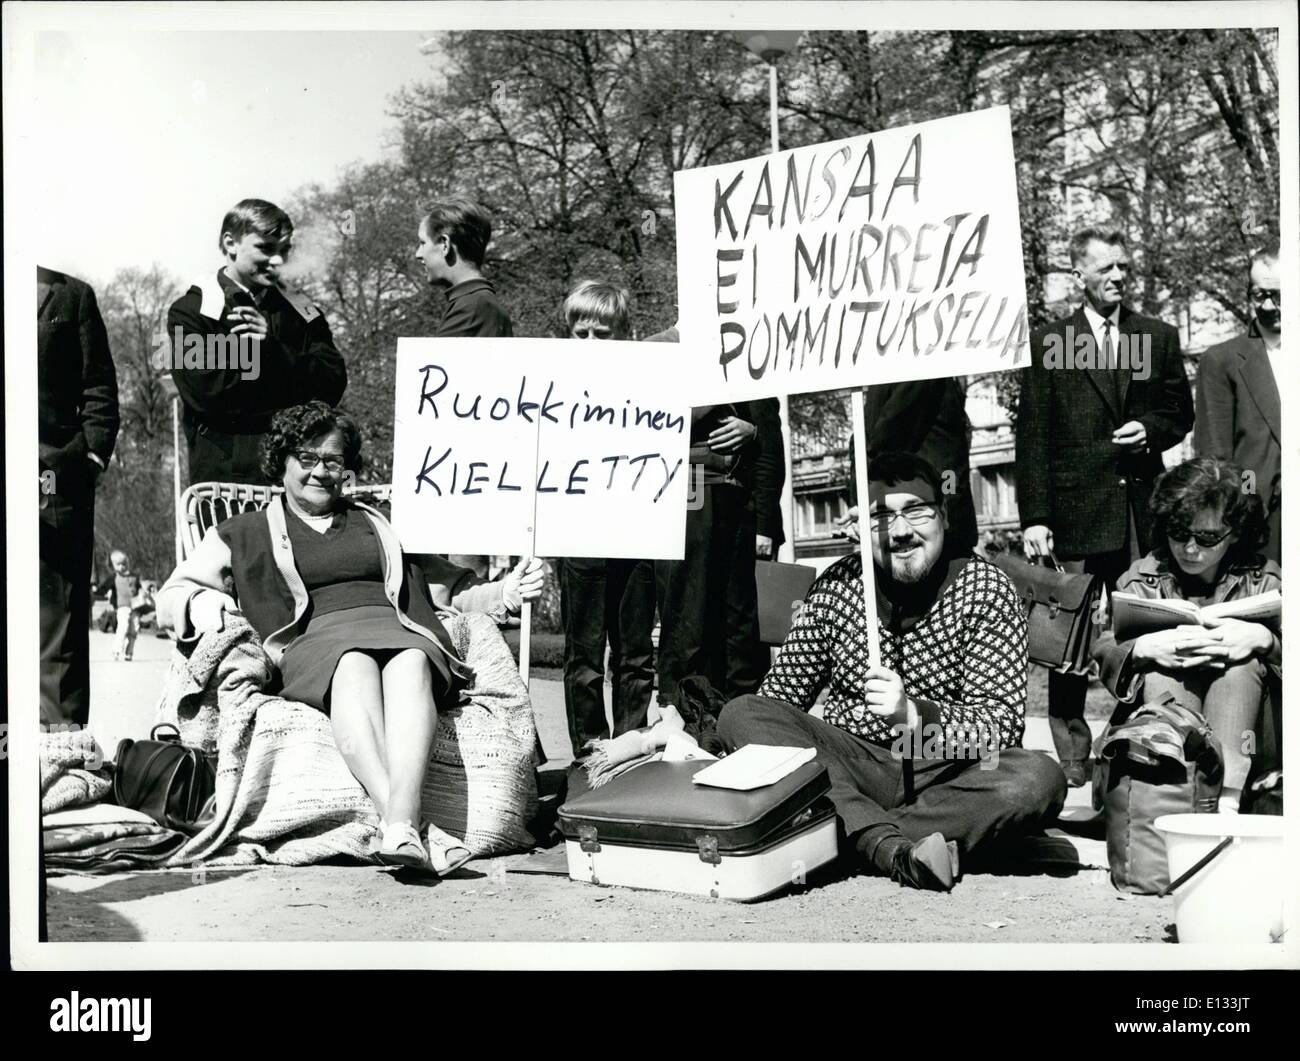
692, 744, 817, 790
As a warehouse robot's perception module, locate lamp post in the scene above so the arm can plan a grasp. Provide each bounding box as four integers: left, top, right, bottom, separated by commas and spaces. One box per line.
158, 372, 184, 565
734, 31, 803, 563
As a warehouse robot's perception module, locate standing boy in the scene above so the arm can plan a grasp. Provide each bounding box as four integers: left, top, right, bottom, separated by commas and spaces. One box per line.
168, 199, 347, 485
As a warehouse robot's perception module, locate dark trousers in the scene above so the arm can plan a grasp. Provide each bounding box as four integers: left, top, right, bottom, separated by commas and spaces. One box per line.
559, 556, 656, 755
655, 483, 762, 706
1049, 546, 1135, 762
39, 492, 94, 726
719, 696, 1067, 857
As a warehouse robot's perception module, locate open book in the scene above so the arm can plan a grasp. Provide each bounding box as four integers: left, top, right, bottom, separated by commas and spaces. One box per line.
691, 744, 816, 791
1111, 589, 1280, 642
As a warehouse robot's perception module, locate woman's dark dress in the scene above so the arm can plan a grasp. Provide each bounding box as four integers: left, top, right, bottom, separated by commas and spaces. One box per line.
276, 508, 453, 712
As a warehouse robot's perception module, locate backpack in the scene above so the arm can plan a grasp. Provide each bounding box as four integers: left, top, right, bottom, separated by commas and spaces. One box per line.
1092, 693, 1223, 894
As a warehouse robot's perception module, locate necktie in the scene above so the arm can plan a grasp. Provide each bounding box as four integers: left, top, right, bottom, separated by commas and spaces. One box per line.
1102, 319, 1122, 409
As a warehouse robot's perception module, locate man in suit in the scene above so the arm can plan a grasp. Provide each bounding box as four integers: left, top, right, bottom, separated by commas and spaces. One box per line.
168, 199, 348, 485
1016, 228, 1194, 785
39, 266, 120, 726
416, 198, 513, 339
1195, 241, 1282, 563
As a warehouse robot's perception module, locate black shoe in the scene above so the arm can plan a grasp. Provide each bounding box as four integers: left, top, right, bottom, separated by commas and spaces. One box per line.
890, 832, 959, 892
1061, 759, 1091, 788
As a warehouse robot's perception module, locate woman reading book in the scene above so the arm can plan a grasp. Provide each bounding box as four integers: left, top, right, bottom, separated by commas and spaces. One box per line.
1093, 458, 1281, 811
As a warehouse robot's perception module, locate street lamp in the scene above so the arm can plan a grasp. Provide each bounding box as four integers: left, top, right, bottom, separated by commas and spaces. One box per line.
157, 372, 184, 565
733, 30, 803, 562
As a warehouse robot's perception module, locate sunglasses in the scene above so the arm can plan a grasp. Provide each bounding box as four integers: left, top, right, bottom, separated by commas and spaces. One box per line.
1249, 288, 1281, 306
1167, 524, 1232, 548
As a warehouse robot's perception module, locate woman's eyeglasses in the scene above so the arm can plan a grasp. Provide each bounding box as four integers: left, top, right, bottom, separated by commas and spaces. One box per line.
868, 503, 941, 531
292, 450, 346, 474
1167, 524, 1232, 548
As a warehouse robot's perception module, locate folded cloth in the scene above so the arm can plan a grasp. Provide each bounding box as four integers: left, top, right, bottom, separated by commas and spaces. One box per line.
40, 728, 111, 814
44, 805, 158, 829
583, 709, 692, 788
45, 830, 188, 874
44, 821, 168, 853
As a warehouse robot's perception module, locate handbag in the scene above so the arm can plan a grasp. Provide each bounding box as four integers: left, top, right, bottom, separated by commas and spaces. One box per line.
990, 550, 1102, 675
1091, 693, 1223, 893
112, 723, 218, 835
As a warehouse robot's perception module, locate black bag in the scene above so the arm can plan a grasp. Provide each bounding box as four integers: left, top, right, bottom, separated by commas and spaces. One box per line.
1091, 694, 1223, 894
754, 560, 818, 646
990, 551, 1102, 675
112, 724, 218, 835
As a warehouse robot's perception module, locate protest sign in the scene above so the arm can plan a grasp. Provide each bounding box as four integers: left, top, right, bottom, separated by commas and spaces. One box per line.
674, 105, 1030, 404
390, 338, 693, 560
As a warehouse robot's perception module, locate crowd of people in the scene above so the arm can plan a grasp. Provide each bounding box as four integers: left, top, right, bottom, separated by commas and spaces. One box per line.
38, 195, 1282, 886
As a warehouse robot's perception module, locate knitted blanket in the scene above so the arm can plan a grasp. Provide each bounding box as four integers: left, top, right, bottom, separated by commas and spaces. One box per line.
40, 727, 112, 815
156, 613, 538, 867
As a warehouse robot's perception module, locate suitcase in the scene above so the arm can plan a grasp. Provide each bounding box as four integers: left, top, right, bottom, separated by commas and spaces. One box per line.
755, 560, 819, 646
558, 759, 839, 901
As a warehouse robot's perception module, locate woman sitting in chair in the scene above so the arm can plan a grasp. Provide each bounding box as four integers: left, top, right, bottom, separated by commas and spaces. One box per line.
156, 401, 544, 873
1092, 457, 1281, 812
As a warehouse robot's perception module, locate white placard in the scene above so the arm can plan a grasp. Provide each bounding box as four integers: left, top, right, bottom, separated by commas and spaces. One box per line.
675, 105, 1031, 403
391, 338, 692, 559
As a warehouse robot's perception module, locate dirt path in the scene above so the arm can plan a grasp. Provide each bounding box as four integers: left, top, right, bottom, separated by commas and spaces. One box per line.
47, 630, 1173, 945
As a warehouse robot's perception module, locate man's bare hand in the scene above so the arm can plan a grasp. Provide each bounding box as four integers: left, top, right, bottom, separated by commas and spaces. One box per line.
1111, 420, 1147, 452
1023, 524, 1054, 558
707, 416, 757, 453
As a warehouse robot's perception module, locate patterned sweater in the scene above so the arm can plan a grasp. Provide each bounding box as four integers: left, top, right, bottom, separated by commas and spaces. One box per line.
759, 552, 1027, 751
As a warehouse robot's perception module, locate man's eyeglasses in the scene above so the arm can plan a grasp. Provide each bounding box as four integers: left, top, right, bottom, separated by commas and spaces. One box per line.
1249, 288, 1281, 306
1167, 524, 1232, 548
868, 502, 941, 531
292, 450, 347, 475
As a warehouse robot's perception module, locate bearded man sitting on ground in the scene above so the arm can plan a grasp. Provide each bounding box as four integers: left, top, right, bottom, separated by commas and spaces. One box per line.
718, 450, 1066, 892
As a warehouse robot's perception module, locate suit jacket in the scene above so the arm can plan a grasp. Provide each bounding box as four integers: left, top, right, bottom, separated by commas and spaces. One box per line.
861, 380, 978, 553
1015, 305, 1193, 558
436, 277, 513, 337
38, 266, 120, 495
1194, 329, 1281, 562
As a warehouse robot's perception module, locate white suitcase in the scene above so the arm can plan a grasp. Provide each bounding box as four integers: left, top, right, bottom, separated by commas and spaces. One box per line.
558, 760, 839, 901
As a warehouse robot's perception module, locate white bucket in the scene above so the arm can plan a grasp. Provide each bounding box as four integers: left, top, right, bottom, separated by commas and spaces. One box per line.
1154, 814, 1286, 944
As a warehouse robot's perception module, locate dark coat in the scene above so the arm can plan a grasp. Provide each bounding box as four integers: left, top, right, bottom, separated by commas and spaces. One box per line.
435, 277, 513, 337
168, 271, 347, 484
1015, 305, 1193, 558
860, 380, 978, 553
1194, 329, 1281, 562
748, 398, 786, 550
38, 266, 119, 496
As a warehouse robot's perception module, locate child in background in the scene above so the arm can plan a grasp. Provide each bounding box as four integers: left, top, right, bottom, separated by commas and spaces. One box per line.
98, 550, 142, 661
557, 281, 658, 758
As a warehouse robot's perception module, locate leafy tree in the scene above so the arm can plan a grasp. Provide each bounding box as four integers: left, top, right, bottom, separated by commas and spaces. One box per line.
95, 265, 183, 580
